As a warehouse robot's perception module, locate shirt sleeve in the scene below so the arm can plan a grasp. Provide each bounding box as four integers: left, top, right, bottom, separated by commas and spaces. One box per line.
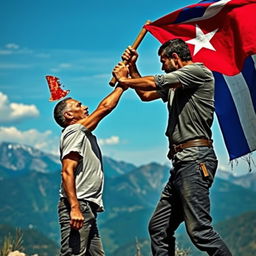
154, 75, 171, 102
60, 124, 87, 160
154, 64, 211, 91
154, 73, 180, 90
172, 64, 208, 89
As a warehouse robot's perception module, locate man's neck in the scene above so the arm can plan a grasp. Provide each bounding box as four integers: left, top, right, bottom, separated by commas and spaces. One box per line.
181, 60, 193, 67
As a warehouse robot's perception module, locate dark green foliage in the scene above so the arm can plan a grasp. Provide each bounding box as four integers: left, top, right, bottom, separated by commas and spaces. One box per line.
108, 211, 256, 256
0, 224, 59, 256
216, 211, 256, 256
0, 172, 61, 242
211, 179, 256, 222
111, 238, 151, 256
0, 228, 23, 256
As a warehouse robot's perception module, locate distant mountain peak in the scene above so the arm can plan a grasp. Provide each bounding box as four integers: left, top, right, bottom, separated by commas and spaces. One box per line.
1, 141, 46, 158
0, 141, 60, 175
103, 156, 137, 178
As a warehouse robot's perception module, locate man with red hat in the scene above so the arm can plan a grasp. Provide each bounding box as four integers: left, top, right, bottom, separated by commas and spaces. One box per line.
53, 84, 127, 255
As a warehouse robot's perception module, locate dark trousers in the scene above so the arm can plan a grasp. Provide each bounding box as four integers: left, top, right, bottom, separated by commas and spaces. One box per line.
58, 199, 105, 256
148, 155, 232, 256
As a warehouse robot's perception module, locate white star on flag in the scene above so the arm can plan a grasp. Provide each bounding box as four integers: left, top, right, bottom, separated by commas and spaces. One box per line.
186, 24, 218, 55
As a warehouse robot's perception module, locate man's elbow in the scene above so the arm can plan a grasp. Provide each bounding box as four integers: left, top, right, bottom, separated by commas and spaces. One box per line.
61, 168, 73, 179
137, 91, 157, 102
138, 94, 151, 102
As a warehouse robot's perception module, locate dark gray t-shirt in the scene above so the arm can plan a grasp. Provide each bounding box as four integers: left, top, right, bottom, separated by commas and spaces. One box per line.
59, 124, 104, 211
155, 63, 215, 148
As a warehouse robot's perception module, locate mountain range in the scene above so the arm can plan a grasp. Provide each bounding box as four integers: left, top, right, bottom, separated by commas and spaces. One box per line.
0, 141, 255, 255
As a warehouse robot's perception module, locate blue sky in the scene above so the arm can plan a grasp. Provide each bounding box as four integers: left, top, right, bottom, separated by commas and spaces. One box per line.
0, 0, 254, 175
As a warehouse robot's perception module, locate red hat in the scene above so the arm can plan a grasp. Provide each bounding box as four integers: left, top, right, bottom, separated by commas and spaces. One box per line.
45, 75, 70, 101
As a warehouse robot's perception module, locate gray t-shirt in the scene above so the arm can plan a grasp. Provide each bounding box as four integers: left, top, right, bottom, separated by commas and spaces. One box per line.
59, 123, 104, 211
155, 63, 215, 159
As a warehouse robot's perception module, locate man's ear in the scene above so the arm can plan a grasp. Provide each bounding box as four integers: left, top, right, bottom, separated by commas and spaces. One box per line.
172, 52, 179, 60
64, 111, 73, 120
172, 52, 182, 67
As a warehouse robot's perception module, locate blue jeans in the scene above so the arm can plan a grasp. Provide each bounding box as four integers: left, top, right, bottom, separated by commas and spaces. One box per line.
58, 198, 105, 256
148, 148, 232, 256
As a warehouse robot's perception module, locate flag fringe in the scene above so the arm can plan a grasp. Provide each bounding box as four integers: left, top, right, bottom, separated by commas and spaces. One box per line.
230, 153, 256, 172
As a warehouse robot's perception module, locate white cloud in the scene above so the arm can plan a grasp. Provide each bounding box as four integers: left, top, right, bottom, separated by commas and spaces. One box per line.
98, 136, 120, 145
0, 63, 32, 69
71, 73, 110, 82
50, 62, 72, 73
5, 43, 20, 50
0, 129, 120, 157
0, 126, 59, 155
0, 43, 20, 55
0, 50, 13, 55
59, 63, 72, 68
0, 92, 39, 122
35, 53, 50, 58
0, 43, 33, 57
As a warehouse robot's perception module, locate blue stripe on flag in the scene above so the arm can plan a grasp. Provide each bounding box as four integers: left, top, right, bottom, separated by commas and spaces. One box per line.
214, 72, 250, 160
199, 0, 221, 3
174, 6, 206, 24
174, 0, 224, 24
241, 56, 256, 112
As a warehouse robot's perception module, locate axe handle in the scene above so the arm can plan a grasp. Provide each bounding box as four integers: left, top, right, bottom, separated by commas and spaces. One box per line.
109, 20, 151, 86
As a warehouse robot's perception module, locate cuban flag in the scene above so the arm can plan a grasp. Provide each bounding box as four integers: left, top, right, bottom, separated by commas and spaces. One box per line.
145, 0, 256, 160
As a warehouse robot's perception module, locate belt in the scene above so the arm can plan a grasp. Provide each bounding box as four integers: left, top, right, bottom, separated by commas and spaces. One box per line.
170, 138, 213, 157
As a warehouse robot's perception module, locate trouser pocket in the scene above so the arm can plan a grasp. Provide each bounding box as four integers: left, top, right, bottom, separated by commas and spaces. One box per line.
198, 160, 217, 185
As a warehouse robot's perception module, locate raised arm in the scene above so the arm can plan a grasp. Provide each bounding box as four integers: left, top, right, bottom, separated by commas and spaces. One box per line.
78, 85, 126, 131
113, 60, 161, 101
114, 46, 161, 102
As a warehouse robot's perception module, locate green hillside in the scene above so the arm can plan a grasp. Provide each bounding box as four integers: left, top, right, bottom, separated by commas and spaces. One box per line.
110, 211, 256, 256
175, 211, 256, 256
216, 211, 256, 256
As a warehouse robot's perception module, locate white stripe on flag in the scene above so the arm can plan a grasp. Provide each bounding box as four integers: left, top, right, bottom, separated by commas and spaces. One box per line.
184, 0, 232, 23
223, 73, 256, 151
252, 55, 256, 69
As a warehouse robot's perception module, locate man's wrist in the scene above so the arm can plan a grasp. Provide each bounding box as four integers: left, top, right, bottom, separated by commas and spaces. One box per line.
116, 82, 128, 91
118, 77, 127, 84
129, 62, 136, 68
70, 201, 80, 209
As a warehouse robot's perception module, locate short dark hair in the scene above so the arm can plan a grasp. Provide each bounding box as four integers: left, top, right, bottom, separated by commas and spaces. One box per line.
53, 97, 72, 128
158, 38, 192, 61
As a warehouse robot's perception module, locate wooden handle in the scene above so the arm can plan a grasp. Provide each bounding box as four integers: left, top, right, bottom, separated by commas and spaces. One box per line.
109, 21, 151, 86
